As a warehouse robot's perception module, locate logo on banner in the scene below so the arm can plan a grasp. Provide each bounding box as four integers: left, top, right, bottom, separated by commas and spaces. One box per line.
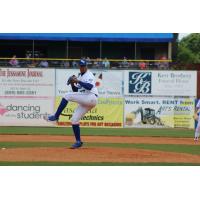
0, 103, 8, 116
129, 72, 152, 94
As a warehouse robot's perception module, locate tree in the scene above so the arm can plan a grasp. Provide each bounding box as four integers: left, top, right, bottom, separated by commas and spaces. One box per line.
177, 33, 200, 64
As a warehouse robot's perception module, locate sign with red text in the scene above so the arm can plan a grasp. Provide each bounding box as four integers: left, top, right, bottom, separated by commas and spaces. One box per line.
55, 97, 124, 128
0, 68, 55, 98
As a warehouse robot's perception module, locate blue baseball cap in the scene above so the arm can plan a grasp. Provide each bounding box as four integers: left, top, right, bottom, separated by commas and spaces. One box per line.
79, 59, 87, 67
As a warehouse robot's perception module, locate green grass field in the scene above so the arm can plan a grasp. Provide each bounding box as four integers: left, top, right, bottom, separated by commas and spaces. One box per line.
0, 126, 194, 137
0, 126, 198, 166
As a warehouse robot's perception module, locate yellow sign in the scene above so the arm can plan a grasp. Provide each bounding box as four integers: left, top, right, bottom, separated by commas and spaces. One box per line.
174, 98, 194, 129
55, 97, 123, 127
124, 97, 195, 128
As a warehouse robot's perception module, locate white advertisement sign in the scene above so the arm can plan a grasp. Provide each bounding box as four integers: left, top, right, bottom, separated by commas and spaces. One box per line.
124, 97, 195, 129
0, 98, 54, 126
124, 70, 197, 97
56, 69, 123, 97
56, 69, 79, 96
0, 68, 55, 98
95, 70, 123, 97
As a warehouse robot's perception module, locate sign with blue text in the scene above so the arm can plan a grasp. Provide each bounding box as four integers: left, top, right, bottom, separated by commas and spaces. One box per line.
124, 70, 197, 96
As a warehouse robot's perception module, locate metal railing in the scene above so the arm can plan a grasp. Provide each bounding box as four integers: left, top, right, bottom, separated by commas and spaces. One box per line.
0, 58, 172, 70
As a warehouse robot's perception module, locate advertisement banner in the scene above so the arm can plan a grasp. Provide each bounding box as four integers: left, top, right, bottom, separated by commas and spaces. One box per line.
124, 70, 197, 96
55, 97, 123, 127
94, 70, 123, 97
173, 98, 195, 128
124, 97, 195, 128
0, 98, 54, 126
56, 69, 79, 96
56, 69, 123, 97
0, 68, 55, 98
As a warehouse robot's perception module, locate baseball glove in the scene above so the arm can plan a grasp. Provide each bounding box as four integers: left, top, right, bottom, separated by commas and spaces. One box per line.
67, 75, 78, 85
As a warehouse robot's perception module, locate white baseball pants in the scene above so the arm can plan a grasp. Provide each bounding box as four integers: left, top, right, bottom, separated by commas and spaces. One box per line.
64, 92, 98, 124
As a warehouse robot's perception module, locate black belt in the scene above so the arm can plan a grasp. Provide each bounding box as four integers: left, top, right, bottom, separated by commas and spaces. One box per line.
94, 94, 98, 97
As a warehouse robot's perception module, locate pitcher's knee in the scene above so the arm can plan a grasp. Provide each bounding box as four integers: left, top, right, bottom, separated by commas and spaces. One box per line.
64, 93, 72, 101
71, 117, 80, 125
90, 99, 97, 107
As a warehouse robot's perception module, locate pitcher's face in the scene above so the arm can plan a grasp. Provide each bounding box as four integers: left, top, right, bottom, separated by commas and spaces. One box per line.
79, 66, 87, 74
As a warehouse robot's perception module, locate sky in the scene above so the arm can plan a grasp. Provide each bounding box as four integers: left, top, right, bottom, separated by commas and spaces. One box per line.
178, 33, 190, 40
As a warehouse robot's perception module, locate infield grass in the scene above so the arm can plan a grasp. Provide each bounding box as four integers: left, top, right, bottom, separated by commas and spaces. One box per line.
0, 126, 194, 137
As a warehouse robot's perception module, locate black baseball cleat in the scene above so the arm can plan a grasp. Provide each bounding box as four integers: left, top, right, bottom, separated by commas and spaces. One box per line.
70, 141, 83, 149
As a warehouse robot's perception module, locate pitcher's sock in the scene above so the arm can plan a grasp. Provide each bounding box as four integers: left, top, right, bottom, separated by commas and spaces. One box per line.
72, 124, 81, 142
54, 98, 68, 119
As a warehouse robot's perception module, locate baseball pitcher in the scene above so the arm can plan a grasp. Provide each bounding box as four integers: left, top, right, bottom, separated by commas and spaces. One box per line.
46, 59, 98, 149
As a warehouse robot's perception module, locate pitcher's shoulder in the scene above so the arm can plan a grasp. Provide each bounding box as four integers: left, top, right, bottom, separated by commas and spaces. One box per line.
87, 70, 95, 78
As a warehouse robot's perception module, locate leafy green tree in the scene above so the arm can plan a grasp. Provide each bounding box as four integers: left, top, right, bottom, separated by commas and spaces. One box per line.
177, 33, 200, 63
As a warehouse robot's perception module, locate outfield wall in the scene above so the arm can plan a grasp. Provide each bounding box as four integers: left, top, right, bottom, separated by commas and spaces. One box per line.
0, 68, 197, 128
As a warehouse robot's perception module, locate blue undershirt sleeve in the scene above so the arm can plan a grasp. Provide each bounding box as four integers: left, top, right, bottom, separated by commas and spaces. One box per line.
78, 81, 93, 90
